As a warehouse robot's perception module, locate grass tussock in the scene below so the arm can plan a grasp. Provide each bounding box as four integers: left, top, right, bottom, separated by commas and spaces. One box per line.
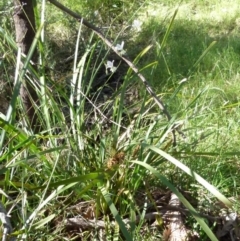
0, 0, 240, 240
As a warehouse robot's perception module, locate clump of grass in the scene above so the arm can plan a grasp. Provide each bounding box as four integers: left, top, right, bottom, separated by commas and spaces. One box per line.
0, 0, 239, 240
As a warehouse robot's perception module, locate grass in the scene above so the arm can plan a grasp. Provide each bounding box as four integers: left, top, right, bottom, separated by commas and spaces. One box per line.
0, 0, 240, 240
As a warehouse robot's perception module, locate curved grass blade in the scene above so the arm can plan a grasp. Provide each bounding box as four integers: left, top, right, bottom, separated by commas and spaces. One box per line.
190, 41, 217, 74
144, 144, 232, 208
100, 186, 133, 241
35, 172, 106, 189
32, 214, 56, 229
132, 161, 219, 241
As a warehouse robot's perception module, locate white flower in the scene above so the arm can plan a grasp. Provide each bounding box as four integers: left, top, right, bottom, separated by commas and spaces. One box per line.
114, 41, 126, 55
106, 60, 117, 73
115, 41, 124, 51
132, 19, 142, 32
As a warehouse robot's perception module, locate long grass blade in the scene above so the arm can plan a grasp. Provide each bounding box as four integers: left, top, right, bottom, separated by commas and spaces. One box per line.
100, 186, 133, 241
144, 144, 232, 208
190, 41, 217, 72
132, 161, 219, 241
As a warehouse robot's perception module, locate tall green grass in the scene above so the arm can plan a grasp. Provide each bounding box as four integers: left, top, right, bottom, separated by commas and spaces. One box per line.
0, 0, 239, 240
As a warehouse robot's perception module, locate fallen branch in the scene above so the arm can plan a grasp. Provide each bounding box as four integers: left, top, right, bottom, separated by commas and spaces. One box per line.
65, 212, 164, 230
48, 0, 185, 145
65, 205, 221, 230
164, 193, 190, 241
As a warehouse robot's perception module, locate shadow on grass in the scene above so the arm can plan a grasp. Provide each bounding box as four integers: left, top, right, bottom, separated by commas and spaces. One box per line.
128, 16, 240, 89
